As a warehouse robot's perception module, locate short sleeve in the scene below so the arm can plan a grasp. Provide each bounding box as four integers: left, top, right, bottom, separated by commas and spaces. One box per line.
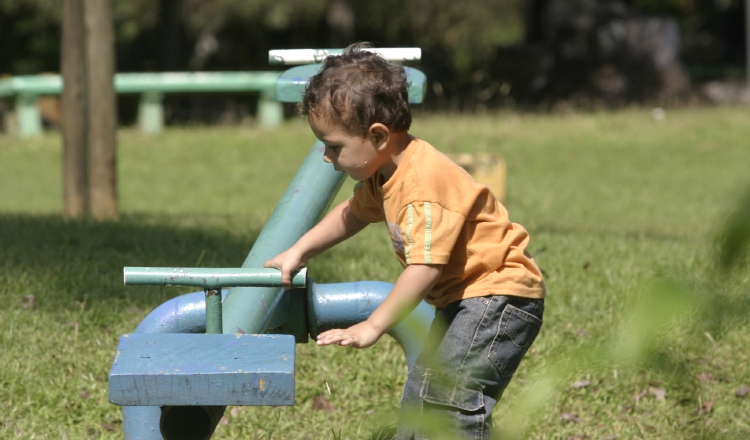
398, 201, 465, 265
348, 180, 385, 223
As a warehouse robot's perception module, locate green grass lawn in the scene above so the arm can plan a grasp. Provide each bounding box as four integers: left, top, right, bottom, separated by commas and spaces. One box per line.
1, 107, 749, 439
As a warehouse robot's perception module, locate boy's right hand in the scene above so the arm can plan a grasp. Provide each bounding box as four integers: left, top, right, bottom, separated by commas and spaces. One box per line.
263, 248, 307, 290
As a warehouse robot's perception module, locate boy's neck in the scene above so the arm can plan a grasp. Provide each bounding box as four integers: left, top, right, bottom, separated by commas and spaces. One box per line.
378, 131, 413, 182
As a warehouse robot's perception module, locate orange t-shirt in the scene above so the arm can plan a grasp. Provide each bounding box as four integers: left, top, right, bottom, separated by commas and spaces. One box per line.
349, 138, 546, 308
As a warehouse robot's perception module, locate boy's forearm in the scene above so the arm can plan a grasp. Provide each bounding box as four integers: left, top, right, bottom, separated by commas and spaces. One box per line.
265, 200, 367, 289
315, 263, 442, 348
292, 199, 367, 260
366, 264, 443, 335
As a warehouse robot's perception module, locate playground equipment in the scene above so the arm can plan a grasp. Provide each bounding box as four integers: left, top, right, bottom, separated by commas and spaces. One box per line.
108, 48, 430, 440
0, 71, 283, 137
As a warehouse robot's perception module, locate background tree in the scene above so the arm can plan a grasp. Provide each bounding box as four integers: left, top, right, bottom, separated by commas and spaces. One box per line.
60, 0, 118, 220
61, 0, 87, 218
85, 0, 118, 220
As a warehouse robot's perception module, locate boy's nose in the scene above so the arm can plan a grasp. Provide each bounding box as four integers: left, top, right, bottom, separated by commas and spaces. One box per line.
322, 154, 332, 164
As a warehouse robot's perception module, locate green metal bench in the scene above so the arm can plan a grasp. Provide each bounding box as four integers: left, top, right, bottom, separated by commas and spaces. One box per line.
0, 71, 284, 137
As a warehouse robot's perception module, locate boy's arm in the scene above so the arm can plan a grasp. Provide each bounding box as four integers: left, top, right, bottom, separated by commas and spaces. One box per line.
316, 263, 443, 349
264, 199, 368, 288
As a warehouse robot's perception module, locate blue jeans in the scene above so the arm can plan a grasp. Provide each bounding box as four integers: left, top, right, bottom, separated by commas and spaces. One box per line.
396, 295, 544, 440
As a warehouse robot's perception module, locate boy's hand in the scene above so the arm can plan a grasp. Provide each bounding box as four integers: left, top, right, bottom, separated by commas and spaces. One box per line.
316, 321, 382, 349
315, 264, 442, 350
262, 200, 368, 290
263, 248, 306, 290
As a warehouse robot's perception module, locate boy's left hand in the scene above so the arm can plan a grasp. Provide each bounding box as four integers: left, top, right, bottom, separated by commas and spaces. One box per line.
315, 264, 442, 350
316, 321, 382, 349
263, 247, 307, 290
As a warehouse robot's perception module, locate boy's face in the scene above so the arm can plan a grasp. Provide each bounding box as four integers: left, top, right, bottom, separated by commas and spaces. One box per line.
308, 115, 383, 182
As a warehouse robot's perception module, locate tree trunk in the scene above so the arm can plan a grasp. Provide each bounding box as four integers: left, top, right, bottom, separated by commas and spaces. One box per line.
61, 0, 88, 218
85, 0, 118, 220
746, 0, 749, 84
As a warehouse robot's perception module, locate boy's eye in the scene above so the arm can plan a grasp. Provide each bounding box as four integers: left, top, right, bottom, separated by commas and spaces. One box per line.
326, 145, 341, 151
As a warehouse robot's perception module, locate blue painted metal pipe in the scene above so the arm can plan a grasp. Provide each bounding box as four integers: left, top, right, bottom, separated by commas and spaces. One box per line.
308, 281, 434, 368
121, 282, 433, 439
122, 290, 228, 440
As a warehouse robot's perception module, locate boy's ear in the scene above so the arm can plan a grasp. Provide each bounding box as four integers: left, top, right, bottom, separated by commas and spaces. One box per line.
368, 123, 389, 149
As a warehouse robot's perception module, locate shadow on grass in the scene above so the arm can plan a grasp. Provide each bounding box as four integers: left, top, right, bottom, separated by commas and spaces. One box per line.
0, 213, 260, 313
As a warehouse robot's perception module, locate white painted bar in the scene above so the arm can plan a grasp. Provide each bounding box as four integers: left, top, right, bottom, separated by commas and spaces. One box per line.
269, 48, 421, 65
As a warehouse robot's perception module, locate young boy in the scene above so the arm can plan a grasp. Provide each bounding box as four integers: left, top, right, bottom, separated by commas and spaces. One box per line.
264, 43, 546, 439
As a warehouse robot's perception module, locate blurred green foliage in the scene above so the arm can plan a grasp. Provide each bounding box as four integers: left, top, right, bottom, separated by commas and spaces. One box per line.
497, 179, 750, 439
0, 0, 523, 75
0, 0, 60, 73
720, 185, 750, 270
632, 0, 741, 16
634, 0, 746, 64
1, 0, 744, 108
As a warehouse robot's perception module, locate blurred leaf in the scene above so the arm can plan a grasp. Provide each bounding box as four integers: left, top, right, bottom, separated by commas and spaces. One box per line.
696, 400, 714, 415
719, 184, 750, 270
572, 380, 590, 388
100, 422, 117, 431
650, 387, 666, 401
561, 412, 582, 423
312, 394, 336, 412
21, 293, 35, 309
611, 280, 701, 365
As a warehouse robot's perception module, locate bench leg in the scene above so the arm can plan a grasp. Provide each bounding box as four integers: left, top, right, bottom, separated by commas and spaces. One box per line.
138, 92, 164, 134
17, 94, 42, 137
257, 89, 283, 128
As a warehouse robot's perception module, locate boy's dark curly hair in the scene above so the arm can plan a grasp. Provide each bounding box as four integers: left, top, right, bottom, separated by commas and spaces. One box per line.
300, 42, 412, 136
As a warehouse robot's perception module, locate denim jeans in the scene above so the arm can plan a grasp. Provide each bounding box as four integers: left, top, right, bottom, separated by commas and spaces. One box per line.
396, 295, 544, 440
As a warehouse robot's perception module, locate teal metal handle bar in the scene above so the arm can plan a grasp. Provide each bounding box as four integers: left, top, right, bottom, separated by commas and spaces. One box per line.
268, 47, 421, 65
123, 267, 307, 289
124, 267, 307, 335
